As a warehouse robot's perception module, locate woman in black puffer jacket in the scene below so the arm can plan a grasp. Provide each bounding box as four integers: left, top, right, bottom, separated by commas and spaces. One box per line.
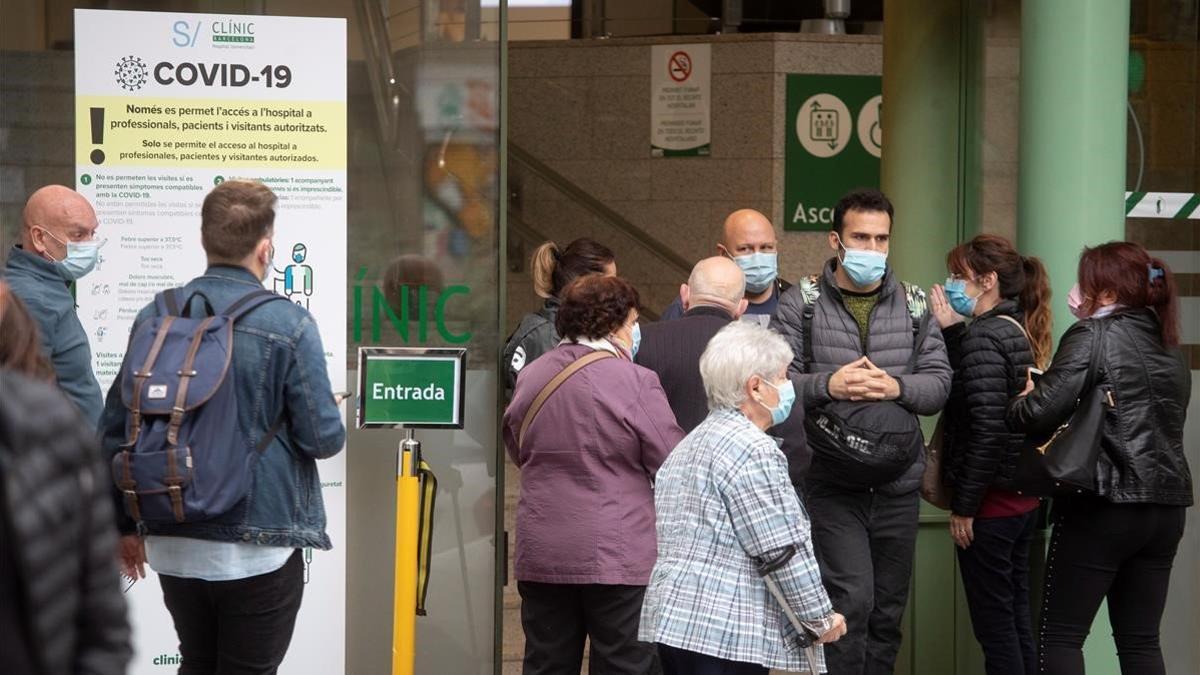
930, 234, 1053, 675
1008, 241, 1192, 675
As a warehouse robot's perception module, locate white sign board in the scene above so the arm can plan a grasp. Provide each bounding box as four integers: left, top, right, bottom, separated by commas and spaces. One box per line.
650, 43, 711, 157
74, 9, 348, 673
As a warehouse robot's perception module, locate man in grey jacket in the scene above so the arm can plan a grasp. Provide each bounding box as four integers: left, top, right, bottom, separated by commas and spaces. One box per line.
3, 186, 104, 425
769, 188, 951, 674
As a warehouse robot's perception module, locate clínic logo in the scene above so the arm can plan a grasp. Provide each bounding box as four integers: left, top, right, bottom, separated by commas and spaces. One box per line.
114, 55, 148, 91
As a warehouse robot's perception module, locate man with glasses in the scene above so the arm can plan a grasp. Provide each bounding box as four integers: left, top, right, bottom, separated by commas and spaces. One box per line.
3, 185, 104, 425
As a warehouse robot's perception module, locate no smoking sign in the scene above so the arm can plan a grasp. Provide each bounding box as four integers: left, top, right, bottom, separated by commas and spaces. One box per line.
668, 51, 692, 83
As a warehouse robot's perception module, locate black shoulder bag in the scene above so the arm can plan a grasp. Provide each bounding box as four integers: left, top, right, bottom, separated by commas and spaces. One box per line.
1015, 322, 1110, 497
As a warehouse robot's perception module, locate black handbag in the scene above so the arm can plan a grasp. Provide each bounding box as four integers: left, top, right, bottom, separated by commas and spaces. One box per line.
1014, 322, 1109, 497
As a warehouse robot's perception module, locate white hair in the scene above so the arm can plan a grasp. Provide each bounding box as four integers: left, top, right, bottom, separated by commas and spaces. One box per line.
699, 322, 794, 410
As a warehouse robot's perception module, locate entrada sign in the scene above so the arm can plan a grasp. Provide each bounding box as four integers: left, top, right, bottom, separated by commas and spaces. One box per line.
356, 347, 466, 429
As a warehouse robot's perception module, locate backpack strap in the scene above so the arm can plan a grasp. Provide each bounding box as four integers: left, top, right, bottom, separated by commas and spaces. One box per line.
905, 311, 933, 374
154, 288, 185, 317
798, 275, 821, 372
125, 315, 178, 446
223, 289, 287, 322
255, 413, 287, 453
518, 350, 616, 448
166, 316, 217, 448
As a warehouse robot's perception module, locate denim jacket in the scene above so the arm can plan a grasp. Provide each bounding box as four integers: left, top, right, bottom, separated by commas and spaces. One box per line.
99, 265, 346, 549
3, 245, 103, 425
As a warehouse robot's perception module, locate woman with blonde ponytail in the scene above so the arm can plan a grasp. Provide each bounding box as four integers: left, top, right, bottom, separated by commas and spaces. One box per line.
927, 234, 1052, 675
502, 238, 616, 396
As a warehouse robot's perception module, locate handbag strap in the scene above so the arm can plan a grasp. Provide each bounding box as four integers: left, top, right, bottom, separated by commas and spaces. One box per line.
994, 314, 1033, 347
517, 350, 616, 448
997, 313, 1106, 393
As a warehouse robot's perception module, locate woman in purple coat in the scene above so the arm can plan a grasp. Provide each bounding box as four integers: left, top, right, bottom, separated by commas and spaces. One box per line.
503, 274, 686, 674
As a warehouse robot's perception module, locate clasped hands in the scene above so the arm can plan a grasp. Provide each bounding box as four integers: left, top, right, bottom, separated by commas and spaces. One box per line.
828, 356, 901, 402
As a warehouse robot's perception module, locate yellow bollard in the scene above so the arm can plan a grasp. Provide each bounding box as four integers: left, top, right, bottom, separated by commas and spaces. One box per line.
392, 444, 420, 675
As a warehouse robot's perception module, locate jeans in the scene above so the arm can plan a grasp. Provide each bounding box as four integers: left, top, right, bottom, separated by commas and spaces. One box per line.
1040, 499, 1185, 675
805, 481, 920, 674
518, 581, 657, 675
957, 510, 1038, 675
158, 550, 303, 675
657, 643, 768, 675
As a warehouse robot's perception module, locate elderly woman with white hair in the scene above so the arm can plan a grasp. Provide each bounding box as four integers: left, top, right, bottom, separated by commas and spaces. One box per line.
639, 322, 846, 675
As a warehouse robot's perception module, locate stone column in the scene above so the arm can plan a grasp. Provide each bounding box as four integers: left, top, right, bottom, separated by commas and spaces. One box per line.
1018, 0, 1130, 338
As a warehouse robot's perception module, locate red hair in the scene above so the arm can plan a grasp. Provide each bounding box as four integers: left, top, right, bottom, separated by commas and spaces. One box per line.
1078, 242, 1180, 347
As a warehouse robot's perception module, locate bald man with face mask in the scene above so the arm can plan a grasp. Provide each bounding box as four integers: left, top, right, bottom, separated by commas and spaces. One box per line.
659, 209, 790, 325
3, 185, 104, 425
637, 257, 748, 432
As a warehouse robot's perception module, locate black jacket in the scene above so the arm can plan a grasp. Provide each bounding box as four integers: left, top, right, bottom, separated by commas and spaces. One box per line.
0, 370, 131, 675
1007, 309, 1193, 506
503, 300, 560, 398
941, 301, 1037, 516
635, 304, 734, 432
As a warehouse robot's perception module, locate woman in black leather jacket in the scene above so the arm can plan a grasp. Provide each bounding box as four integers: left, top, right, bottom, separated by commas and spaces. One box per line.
502, 238, 615, 398
931, 234, 1053, 675
1008, 242, 1192, 675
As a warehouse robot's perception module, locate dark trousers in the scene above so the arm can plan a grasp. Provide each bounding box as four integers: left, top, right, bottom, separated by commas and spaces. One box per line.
957, 510, 1038, 675
518, 581, 657, 675
805, 482, 919, 675
159, 550, 304, 675
1040, 499, 1185, 675
657, 643, 767, 675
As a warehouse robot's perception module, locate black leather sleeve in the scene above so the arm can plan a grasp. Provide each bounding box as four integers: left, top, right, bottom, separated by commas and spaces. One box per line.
1006, 321, 1095, 438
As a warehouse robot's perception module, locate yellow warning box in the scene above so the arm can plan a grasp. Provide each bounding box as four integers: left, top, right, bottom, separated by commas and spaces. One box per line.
76, 96, 346, 169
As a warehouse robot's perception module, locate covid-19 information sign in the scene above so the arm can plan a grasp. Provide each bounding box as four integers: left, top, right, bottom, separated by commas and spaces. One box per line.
74, 9, 348, 673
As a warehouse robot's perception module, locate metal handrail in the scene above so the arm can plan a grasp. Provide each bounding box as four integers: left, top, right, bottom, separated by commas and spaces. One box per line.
508, 143, 693, 278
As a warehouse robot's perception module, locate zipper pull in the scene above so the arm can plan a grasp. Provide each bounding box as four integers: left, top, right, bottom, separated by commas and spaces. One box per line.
1105, 390, 1116, 408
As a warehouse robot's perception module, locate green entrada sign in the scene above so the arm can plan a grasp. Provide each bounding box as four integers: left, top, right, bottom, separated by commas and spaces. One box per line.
357, 348, 466, 428
784, 74, 882, 231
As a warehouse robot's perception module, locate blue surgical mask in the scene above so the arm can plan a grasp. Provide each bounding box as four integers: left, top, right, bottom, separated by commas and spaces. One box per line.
837, 236, 887, 287
630, 322, 642, 359
759, 377, 796, 426
943, 278, 979, 317
730, 251, 778, 294
41, 228, 101, 280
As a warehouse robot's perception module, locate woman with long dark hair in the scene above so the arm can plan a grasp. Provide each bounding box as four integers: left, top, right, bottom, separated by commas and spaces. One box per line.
1008, 242, 1191, 675
502, 238, 616, 396
929, 234, 1052, 674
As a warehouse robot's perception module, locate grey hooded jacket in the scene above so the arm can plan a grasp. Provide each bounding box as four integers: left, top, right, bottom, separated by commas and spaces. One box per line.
769, 258, 952, 494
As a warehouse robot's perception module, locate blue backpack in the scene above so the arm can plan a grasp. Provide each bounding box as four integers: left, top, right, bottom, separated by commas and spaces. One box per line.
112, 287, 286, 524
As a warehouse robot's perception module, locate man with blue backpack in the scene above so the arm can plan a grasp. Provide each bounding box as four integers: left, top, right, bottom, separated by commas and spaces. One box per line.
99, 180, 346, 674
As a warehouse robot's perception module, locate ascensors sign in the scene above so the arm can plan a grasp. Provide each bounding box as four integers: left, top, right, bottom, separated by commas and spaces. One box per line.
357, 348, 467, 428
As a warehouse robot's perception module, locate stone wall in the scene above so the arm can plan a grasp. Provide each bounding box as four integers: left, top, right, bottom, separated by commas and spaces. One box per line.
506, 33, 883, 330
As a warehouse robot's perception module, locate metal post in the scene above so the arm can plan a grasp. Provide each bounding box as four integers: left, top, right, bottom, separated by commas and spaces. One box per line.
721, 0, 743, 34
465, 0, 481, 41
581, 0, 606, 38
392, 428, 421, 674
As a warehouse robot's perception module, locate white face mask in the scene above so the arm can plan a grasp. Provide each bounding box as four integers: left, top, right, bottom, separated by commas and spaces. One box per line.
261, 244, 275, 282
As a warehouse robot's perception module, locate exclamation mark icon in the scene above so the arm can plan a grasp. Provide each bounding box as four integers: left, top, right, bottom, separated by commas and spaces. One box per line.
90, 107, 105, 165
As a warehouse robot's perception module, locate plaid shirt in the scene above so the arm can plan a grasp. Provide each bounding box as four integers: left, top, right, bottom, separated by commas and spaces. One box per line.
639, 408, 833, 671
